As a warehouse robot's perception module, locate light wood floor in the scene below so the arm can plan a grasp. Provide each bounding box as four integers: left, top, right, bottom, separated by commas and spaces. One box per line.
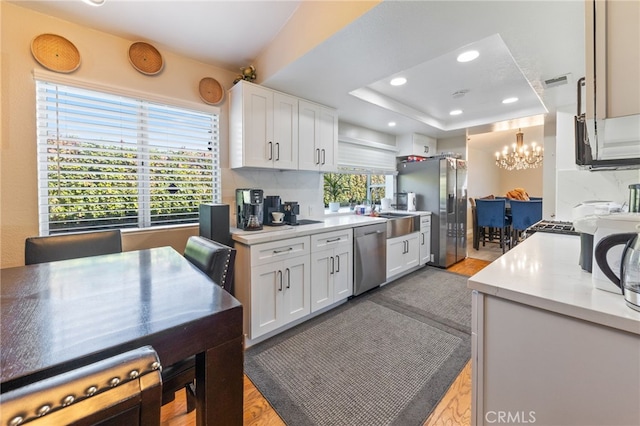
160, 256, 492, 426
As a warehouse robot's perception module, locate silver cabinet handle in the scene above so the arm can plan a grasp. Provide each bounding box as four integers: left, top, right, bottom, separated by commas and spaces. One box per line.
268, 141, 273, 160
422, 233, 425, 245
277, 270, 283, 291
335, 254, 340, 273
276, 142, 280, 161
273, 247, 293, 254
285, 268, 290, 289
326, 237, 341, 243
321, 148, 326, 165
315, 148, 320, 165
330, 256, 335, 274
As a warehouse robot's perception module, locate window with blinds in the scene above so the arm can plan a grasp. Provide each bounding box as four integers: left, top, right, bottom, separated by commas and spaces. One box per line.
35, 80, 220, 235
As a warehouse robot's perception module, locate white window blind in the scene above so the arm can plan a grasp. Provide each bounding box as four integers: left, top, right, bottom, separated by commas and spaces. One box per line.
35, 80, 220, 235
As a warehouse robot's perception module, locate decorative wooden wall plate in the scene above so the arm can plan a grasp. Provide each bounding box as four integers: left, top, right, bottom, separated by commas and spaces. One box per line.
198, 77, 224, 105
128, 42, 164, 75
31, 34, 81, 73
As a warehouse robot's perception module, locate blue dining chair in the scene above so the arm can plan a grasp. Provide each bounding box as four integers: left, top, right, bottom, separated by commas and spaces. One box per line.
475, 199, 512, 253
510, 200, 543, 245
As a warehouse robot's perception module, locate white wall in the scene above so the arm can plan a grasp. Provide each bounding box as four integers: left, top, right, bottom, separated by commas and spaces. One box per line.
437, 135, 467, 159
0, 3, 326, 267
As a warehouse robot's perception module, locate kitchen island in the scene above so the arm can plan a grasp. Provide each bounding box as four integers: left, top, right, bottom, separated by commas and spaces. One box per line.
468, 232, 640, 426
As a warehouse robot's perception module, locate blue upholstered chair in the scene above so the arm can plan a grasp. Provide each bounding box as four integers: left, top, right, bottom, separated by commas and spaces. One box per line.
475, 199, 512, 253
510, 200, 543, 245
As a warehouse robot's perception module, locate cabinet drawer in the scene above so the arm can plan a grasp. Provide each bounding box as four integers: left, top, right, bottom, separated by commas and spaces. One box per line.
251, 236, 310, 266
420, 215, 431, 228
311, 228, 352, 251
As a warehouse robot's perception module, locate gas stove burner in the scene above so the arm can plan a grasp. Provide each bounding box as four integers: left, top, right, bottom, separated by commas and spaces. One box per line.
526, 220, 579, 236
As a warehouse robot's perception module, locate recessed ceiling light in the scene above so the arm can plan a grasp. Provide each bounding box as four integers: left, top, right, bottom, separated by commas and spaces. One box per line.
502, 97, 519, 104
450, 110, 463, 116
388, 121, 397, 127
457, 50, 479, 63
82, 0, 105, 5
390, 77, 407, 86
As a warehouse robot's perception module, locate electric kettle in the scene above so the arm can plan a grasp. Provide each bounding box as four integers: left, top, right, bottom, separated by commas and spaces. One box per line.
594, 228, 640, 312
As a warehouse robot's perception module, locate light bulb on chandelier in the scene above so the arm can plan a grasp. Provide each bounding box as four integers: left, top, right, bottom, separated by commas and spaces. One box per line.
495, 128, 543, 170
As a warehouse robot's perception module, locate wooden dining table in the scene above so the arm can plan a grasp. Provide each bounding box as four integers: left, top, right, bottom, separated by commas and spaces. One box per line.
0, 246, 243, 425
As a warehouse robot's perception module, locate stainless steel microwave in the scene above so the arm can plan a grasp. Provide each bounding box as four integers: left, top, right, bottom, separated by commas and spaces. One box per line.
576, 0, 640, 170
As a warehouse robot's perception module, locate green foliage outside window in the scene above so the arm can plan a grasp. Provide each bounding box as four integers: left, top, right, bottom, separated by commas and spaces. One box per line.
323, 173, 386, 207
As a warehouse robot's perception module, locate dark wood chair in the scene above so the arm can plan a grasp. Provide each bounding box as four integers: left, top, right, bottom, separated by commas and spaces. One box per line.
0, 346, 162, 426
25, 230, 122, 265
161, 236, 237, 413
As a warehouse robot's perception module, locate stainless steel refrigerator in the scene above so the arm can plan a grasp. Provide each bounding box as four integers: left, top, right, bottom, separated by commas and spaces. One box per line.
397, 157, 467, 268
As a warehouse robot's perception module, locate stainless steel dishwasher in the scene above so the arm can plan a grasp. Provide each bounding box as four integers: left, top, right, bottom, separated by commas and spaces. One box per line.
353, 222, 387, 296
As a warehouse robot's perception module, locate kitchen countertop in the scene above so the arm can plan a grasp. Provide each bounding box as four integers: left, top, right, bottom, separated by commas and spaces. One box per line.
468, 232, 640, 335
232, 211, 432, 245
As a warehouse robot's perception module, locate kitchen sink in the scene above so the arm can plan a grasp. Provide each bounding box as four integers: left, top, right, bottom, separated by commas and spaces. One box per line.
379, 213, 420, 238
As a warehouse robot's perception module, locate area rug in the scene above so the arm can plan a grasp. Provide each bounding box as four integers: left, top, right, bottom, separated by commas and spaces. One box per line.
244, 268, 471, 426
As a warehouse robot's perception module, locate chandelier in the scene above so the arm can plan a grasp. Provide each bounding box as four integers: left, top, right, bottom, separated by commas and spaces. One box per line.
495, 128, 543, 170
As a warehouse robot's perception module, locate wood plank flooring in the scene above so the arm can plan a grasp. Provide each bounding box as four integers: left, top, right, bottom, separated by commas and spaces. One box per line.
160, 256, 492, 426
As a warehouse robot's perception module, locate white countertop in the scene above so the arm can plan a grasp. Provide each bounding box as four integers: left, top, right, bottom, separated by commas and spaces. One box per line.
232, 214, 386, 245
468, 232, 640, 335
232, 210, 432, 245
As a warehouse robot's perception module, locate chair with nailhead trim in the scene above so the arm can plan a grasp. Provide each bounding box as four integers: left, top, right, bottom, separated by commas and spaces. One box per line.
25, 230, 122, 265
0, 346, 162, 426
161, 236, 237, 413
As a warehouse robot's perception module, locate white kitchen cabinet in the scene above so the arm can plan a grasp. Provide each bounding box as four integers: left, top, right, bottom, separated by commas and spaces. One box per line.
251, 255, 310, 338
229, 80, 298, 170
397, 133, 437, 158
310, 229, 352, 312
386, 232, 420, 279
233, 235, 311, 341
298, 100, 338, 172
419, 213, 431, 266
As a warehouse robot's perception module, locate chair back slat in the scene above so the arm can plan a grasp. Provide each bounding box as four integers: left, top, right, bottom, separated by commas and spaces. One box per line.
184, 236, 236, 293
475, 199, 508, 228
510, 200, 543, 231
25, 230, 122, 265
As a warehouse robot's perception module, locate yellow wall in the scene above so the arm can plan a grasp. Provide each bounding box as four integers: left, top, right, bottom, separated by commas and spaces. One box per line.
0, 2, 236, 267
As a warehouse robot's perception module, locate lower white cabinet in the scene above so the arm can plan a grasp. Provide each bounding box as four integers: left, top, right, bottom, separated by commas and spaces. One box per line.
310, 229, 353, 312
251, 255, 310, 338
419, 214, 431, 266
233, 236, 311, 342
386, 232, 419, 279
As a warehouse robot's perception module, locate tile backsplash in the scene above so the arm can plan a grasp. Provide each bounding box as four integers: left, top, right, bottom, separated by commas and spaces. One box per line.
556, 169, 640, 220
223, 169, 324, 226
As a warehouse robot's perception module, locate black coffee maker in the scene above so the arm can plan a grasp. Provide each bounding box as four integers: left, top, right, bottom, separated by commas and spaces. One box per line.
283, 201, 300, 225
263, 195, 283, 226
236, 189, 264, 231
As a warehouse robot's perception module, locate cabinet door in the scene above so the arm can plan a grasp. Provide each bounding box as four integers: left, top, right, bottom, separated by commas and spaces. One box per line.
386, 236, 406, 279
282, 256, 311, 323
242, 83, 274, 168
333, 247, 353, 302
419, 229, 431, 265
318, 107, 338, 171
251, 263, 282, 338
273, 92, 299, 170
404, 233, 420, 270
310, 249, 333, 313
298, 100, 320, 171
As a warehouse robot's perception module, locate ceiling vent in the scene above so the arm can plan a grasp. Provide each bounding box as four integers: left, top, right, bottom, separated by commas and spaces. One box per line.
543, 73, 571, 88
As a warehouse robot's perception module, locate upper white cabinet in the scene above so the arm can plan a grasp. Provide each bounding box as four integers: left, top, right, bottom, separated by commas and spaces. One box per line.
397, 133, 437, 158
298, 100, 338, 172
229, 81, 298, 170
229, 81, 338, 172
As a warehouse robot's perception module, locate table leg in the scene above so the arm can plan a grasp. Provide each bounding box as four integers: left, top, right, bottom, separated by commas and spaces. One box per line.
195, 336, 244, 426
